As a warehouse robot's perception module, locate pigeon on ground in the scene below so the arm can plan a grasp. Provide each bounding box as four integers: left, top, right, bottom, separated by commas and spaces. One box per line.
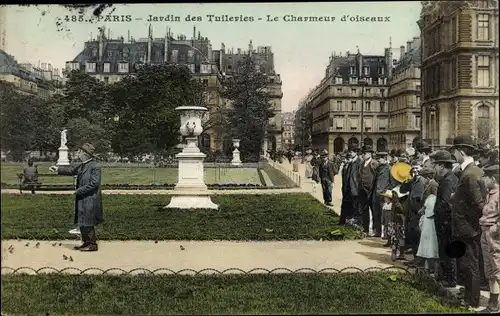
63, 255, 68, 260
180, 245, 185, 251
35, 242, 40, 248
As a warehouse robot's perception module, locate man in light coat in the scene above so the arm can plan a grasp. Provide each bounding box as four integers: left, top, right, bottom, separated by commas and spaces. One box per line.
50, 143, 102, 252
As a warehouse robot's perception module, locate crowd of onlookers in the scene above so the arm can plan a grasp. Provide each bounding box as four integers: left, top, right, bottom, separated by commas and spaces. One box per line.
291, 137, 499, 312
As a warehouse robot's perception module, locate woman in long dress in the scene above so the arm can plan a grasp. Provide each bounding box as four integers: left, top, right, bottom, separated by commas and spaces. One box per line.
416, 194, 439, 273
303, 149, 314, 178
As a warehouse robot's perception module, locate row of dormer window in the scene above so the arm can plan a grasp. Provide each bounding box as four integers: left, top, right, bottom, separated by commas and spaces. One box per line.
348, 66, 385, 76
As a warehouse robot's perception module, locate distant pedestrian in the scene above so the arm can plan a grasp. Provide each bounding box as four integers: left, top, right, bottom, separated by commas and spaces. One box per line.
318, 149, 336, 207
50, 143, 102, 252
303, 149, 314, 179
22, 159, 38, 194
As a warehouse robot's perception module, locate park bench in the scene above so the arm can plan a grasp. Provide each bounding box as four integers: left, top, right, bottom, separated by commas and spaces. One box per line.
17, 173, 75, 194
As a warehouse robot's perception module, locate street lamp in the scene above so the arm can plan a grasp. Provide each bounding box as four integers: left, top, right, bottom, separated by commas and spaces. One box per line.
300, 117, 306, 153
429, 104, 436, 150
359, 78, 367, 147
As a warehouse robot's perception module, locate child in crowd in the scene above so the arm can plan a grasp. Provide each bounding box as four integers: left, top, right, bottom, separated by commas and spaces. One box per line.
382, 195, 393, 247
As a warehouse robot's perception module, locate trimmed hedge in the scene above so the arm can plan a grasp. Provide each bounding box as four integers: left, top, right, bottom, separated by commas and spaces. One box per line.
1, 193, 363, 241
0, 272, 468, 315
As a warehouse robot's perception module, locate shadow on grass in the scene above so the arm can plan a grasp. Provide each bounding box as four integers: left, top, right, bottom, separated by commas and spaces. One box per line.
358, 240, 387, 249
355, 251, 399, 266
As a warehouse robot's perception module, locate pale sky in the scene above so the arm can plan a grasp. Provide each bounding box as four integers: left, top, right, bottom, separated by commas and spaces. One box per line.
3, 2, 421, 112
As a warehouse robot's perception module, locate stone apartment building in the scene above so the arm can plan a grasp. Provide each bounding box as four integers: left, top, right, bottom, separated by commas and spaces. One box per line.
418, 0, 499, 147
281, 111, 295, 150
303, 49, 392, 154
0, 49, 64, 99
387, 37, 422, 150
66, 25, 283, 153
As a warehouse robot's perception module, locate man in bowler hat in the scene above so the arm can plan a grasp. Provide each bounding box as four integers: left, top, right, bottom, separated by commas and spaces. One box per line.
340, 143, 361, 226
358, 145, 379, 235
450, 135, 485, 308
433, 150, 459, 288
50, 143, 102, 252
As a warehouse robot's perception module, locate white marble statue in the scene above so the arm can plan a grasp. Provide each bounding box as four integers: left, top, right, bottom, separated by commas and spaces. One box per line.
60, 129, 67, 148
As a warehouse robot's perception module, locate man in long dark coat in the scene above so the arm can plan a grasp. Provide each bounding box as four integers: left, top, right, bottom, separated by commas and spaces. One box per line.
433, 150, 459, 288
401, 162, 425, 267
50, 143, 102, 252
318, 149, 336, 206
450, 136, 485, 308
372, 151, 397, 238
340, 144, 361, 226
357, 145, 379, 234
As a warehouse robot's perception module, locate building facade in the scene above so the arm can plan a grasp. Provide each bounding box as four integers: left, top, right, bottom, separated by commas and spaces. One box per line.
0, 49, 64, 99
66, 26, 283, 153
387, 37, 422, 151
302, 49, 392, 154
281, 111, 295, 150
0, 5, 7, 52
418, 0, 499, 147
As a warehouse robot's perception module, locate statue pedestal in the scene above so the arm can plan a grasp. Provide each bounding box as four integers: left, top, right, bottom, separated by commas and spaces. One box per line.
56, 146, 70, 166
231, 149, 242, 166
165, 137, 218, 210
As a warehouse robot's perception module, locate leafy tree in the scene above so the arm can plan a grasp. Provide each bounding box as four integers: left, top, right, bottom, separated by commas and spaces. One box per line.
107, 64, 206, 159
0, 82, 44, 160
221, 57, 274, 161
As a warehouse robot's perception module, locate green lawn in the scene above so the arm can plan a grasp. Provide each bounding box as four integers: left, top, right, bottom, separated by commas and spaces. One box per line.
0, 193, 362, 240
259, 164, 298, 187
1, 162, 262, 185
0, 272, 469, 315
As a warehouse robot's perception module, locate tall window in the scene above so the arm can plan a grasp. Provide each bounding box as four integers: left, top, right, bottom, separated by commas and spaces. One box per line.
351, 89, 357, 96
118, 62, 129, 73
103, 63, 110, 73
337, 100, 342, 111
477, 14, 490, 41
187, 50, 195, 63
364, 66, 369, 76
477, 105, 490, 141
451, 17, 457, 44
451, 57, 458, 88
351, 101, 356, 111
365, 101, 371, 112
171, 50, 179, 63
380, 101, 386, 112
477, 55, 490, 87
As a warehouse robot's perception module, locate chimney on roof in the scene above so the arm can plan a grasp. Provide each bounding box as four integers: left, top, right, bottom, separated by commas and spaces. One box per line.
193, 26, 196, 40
400, 45, 405, 59
407, 41, 412, 52
48, 63, 52, 71
128, 30, 130, 42
198, 31, 201, 40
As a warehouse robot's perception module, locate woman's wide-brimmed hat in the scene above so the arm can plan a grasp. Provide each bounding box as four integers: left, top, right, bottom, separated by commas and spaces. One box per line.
390, 161, 412, 183
79, 143, 96, 157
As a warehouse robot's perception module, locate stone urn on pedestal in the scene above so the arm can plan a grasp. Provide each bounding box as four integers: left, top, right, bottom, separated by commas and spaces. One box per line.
165, 106, 219, 210
56, 128, 70, 166
231, 138, 242, 166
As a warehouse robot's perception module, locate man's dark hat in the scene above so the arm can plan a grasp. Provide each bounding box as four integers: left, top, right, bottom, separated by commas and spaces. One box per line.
415, 141, 432, 153
432, 150, 455, 164
348, 144, 360, 152
483, 164, 499, 176
451, 135, 477, 150
376, 151, 388, 158
419, 167, 436, 176
79, 143, 96, 157
361, 145, 374, 153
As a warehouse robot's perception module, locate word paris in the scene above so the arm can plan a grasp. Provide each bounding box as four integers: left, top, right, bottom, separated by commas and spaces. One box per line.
145, 14, 391, 23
